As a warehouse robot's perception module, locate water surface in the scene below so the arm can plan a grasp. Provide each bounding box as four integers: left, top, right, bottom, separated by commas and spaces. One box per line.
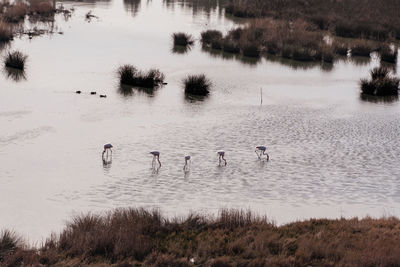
1, 0, 400, 243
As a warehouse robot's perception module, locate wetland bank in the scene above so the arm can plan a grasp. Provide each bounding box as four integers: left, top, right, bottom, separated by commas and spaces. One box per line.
0, 0, 400, 265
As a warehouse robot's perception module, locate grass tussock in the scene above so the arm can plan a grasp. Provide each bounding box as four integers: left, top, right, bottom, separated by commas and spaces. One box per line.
183, 74, 211, 96
118, 64, 165, 88
172, 32, 194, 46
4, 51, 27, 70
3, 208, 400, 266
361, 67, 399, 96
0, 21, 12, 42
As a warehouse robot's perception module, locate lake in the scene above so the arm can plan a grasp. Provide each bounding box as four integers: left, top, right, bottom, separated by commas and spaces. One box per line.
1, 0, 400, 243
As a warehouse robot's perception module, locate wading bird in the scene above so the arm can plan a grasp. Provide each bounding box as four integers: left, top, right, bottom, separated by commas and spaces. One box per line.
150, 151, 161, 167
217, 151, 227, 166
255, 146, 269, 161
183, 155, 191, 170
102, 143, 113, 157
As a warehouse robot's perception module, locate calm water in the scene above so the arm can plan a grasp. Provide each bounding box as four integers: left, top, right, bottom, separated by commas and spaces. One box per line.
1, 0, 400, 243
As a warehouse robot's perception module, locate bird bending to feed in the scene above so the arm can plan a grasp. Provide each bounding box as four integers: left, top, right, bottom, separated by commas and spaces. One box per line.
183, 155, 191, 170
255, 145, 269, 161
217, 151, 227, 166
102, 143, 113, 157
150, 151, 161, 167
100, 94, 107, 98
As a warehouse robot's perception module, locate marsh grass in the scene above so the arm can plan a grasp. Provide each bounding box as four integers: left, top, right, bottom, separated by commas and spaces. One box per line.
225, 0, 400, 42
172, 32, 194, 46
183, 74, 211, 96
3, 2, 28, 22
351, 40, 374, 57
200, 30, 222, 45
3, 208, 400, 266
118, 64, 165, 88
0, 22, 12, 42
380, 45, 398, 64
28, 0, 54, 15
4, 51, 27, 70
361, 67, 399, 96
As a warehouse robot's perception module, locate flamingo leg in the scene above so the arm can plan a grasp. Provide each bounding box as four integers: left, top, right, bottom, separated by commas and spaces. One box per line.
157, 156, 161, 167
222, 155, 227, 166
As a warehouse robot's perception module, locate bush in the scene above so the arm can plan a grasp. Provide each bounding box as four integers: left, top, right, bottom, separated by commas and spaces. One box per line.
5, 51, 27, 70
380, 45, 397, 64
242, 43, 260, 57
0, 22, 13, 42
222, 39, 240, 53
292, 47, 314, 62
183, 74, 211, 96
360, 67, 399, 96
172, 32, 194, 46
201, 30, 223, 45
333, 42, 348, 56
351, 40, 374, 57
118, 65, 165, 88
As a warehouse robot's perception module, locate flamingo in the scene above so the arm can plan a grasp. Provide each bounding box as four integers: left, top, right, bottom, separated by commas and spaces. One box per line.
255, 146, 269, 161
150, 151, 161, 167
102, 143, 113, 157
183, 155, 191, 170
217, 151, 227, 166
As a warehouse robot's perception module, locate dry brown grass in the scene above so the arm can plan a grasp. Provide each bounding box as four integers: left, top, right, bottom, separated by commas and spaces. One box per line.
28, 0, 54, 15
225, 0, 400, 41
3, 2, 28, 22
0, 21, 12, 42
2, 208, 400, 266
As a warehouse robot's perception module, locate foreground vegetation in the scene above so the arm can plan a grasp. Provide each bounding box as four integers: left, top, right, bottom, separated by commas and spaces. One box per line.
1, 208, 400, 266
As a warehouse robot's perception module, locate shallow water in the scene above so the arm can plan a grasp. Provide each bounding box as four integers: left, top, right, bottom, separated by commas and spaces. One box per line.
1, 0, 400, 243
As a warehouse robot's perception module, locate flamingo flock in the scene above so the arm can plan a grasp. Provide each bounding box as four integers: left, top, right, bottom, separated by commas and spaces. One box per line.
101, 144, 270, 169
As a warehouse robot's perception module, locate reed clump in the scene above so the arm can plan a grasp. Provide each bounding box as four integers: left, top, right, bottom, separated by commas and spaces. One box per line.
172, 32, 194, 46
183, 74, 211, 96
361, 67, 399, 96
118, 64, 165, 88
4, 51, 27, 70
